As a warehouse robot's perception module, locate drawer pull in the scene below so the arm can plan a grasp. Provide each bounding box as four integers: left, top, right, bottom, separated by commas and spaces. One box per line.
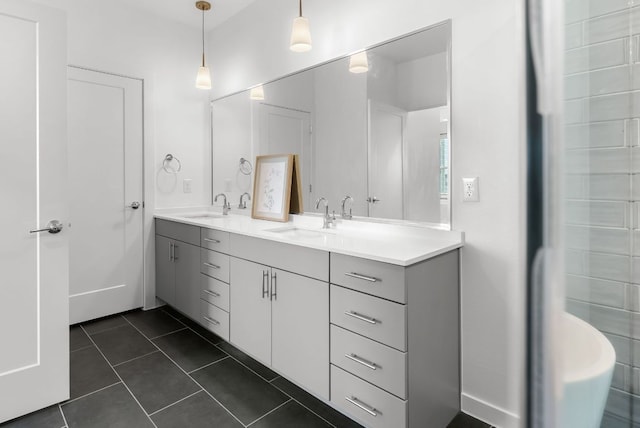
345, 396, 378, 417
344, 311, 378, 324
203, 289, 220, 298
345, 272, 379, 282
204, 262, 221, 270
203, 316, 220, 325
203, 237, 221, 244
345, 353, 378, 370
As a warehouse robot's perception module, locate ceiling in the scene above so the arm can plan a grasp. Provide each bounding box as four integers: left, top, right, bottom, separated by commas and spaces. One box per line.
113, 0, 259, 32
371, 23, 449, 64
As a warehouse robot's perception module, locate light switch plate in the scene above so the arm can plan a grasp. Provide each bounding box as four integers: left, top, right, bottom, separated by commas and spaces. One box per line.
463, 177, 479, 202
183, 179, 192, 193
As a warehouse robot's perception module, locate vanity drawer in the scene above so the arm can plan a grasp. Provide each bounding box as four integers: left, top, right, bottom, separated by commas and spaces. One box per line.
201, 274, 229, 312
330, 285, 406, 351
331, 365, 407, 428
330, 325, 407, 399
201, 228, 230, 253
155, 218, 200, 246
330, 253, 406, 303
200, 248, 230, 283
200, 299, 229, 341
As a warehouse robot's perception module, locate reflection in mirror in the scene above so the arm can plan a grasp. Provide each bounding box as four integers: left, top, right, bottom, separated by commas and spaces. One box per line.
211, 21, 451, 227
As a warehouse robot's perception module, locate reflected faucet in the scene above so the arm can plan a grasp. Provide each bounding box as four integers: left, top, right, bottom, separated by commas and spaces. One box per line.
214, 193, 231, 215
238, 192, 251, 209
340, 196, 354, 220
315, 197, 335, 229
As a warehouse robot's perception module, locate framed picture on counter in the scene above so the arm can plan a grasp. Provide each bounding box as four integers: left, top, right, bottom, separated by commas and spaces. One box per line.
252, 154, 294, 222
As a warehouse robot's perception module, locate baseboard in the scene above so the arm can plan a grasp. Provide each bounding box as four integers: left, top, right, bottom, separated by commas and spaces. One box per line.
461, 393, 521, 428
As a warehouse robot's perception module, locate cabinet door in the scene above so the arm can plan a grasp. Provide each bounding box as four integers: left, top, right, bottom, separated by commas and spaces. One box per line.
272, 269, 329, 400
174, 241, 201, 321
230, 257, 271, 365
155, 235, 175, 305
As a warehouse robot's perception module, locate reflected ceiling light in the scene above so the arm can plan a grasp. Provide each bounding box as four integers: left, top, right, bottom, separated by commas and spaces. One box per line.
349, 51, 369, 73
290, 0, 312, 52
250, 85, 265, 100
195, 1, 212, 90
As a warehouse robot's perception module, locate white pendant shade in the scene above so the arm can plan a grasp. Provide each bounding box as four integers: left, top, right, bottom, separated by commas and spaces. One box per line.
290, 16, 312, 52
250, 85, 265, 100
349, 51, 369, 74
196, 66, 212, 90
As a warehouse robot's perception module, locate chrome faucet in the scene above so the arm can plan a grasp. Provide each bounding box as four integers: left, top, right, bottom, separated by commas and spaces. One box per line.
214, 193, 231, 215
340, 196, 354, 220
315, 197, 335, 229
238, 192, 251, 209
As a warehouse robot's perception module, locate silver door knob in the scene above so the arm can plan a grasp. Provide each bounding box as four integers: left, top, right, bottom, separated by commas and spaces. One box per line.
366, 197, 381, 204
30, 220, 63, 234
127, 201, 141, 209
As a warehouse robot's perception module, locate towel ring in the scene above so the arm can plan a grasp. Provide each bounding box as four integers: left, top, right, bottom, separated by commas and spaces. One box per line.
239, 157, 253, 175
163, 154, 181, 174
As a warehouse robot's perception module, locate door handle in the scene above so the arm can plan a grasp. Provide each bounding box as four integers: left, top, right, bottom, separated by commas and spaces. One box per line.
366, 197, 381, 204
262, 270, 269, 299
270, 271, 277, 301
30, 220, 64, 234
127, 201, 141, 209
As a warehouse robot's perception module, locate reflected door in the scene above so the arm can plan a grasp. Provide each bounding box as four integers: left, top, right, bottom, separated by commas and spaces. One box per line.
368, 101, 406, 219
67, 67, 144, 324
0, 1, 69, 422
257, 104, 312, 209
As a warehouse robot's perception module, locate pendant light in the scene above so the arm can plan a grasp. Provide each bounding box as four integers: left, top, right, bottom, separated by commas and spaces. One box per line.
250, 85, 265, 101
290, 0, 312, 52
349, 51, 369, 74
195, 1, 212, 90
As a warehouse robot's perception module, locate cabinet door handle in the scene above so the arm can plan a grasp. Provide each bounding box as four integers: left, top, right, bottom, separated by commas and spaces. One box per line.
169, 243, 174, 261
203, 289, 220, 298
345, 353, 378, 370
270, 271, 277, 301
344, 311, 378, 324
173, 244, 179, 261
262, 270, 269, 299
345, 396, 378, 417
203, 316, 220, 326
204, 262, 220, 270
203, 237, 221, 244
344, 272, 378, 282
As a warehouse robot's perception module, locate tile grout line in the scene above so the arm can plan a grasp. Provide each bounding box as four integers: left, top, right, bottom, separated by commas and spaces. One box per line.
79, 316, 128, 336
245, 398, 292, 427
147, 389, 203, 417
112, 350, 161, 368
62, 381, 122, 406
78, 324, 160, 428
187, 355, 230, 374
69, 344, 96, 354
58, 403, 69, 427
121, 315, 248, 428
269, 381, 339, 428
148, 326, 188, 341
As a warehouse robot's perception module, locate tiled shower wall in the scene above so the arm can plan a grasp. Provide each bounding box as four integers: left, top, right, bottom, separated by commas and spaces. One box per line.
564, 1, 640, 426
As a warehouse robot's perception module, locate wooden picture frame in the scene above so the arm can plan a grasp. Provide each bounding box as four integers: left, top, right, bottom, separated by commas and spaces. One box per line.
251, 154, 294, 222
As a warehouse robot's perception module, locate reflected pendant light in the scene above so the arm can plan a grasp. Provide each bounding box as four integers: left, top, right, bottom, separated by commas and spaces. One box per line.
250, 85, 265, 100
349, 51, 369, 73
195, 1, 212, 90
290, 0, 312, 52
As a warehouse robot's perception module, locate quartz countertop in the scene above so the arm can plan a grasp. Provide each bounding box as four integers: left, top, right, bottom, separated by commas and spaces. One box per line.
154, 208, 464, 266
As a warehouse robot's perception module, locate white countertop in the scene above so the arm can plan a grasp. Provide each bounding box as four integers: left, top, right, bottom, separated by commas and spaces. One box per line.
154, 208, 464, 266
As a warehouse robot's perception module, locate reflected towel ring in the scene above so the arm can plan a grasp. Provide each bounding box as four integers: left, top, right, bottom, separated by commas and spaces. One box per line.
163, 154, 182, 174
239, 157, 253, 175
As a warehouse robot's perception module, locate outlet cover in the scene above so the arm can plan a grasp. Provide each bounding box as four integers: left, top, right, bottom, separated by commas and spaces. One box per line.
463, 177, 479, 202
183, 179, 192, 193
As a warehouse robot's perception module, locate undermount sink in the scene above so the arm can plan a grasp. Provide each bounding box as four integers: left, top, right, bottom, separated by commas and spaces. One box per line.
265, 226, 336, 239
179, 213, 224, 220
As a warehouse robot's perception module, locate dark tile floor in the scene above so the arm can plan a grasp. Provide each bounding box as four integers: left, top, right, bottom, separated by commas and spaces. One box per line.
1, 307, 491, 428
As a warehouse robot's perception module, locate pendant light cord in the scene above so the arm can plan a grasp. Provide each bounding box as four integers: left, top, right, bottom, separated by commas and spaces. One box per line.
299, 0, 302, 17
201, 7, 205, 67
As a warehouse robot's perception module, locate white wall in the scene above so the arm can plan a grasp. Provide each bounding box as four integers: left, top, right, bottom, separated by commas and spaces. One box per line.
33, 0, 213, 309
207, 1, 526, 426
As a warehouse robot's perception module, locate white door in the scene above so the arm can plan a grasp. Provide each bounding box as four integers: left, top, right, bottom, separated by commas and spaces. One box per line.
368, 101, 406, 219
257, 104, 312, 209
67, 68, 144, 324
0, 1, 69, 422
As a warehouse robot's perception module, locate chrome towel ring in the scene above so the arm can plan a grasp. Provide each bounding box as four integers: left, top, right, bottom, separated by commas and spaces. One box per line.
163, 154, 182, 174
239, 157, 253, 175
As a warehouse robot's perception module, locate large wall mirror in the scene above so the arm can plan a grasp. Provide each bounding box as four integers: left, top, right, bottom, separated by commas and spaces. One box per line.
211, 21, 451, 227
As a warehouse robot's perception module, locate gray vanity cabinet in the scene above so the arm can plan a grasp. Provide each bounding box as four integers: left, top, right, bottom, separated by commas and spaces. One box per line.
155, 235, 175, 305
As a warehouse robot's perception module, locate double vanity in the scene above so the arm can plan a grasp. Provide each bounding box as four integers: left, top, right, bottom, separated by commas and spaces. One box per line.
154, 210, 463, 427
